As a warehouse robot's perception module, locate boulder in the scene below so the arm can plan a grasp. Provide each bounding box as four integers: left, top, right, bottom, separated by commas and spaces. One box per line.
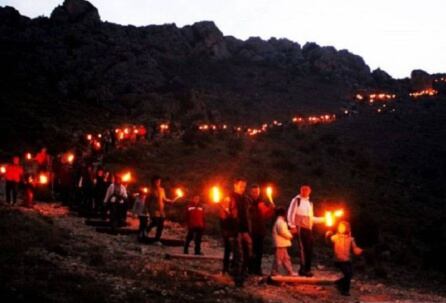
50, 0, 100, 25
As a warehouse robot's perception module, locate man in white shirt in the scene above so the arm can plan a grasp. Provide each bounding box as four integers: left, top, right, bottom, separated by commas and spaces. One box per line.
287, 185, 325, 276
104, 176, 128, 229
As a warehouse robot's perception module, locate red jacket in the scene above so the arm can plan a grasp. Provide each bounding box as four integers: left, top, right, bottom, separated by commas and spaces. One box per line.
5, 164, 23, 182
186, 203, 205, 229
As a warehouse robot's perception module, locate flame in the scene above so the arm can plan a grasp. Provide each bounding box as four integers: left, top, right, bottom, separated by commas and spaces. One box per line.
325, 211, 334, 227
142, 187, 149, 194
66, 153, 75, 164
334, 209, 344, 218
25, 153, 32, 160
86, 134, 92, 141
210, 186, 222, 204
175, 188, 184, 198
265, 186, 274, 204
0, 165, 6, 174
39, 173, 49, 185
121, 171, 132, 183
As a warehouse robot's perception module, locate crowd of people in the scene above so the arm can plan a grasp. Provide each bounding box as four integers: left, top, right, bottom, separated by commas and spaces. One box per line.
1, 149, 362, 296
1, 136, 363, 297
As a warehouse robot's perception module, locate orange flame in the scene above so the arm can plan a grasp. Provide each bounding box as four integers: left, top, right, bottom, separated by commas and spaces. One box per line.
210, 186, 222, 204
121, 172, 132, 183
39, 173, 49, 185
175, 188, 184, 198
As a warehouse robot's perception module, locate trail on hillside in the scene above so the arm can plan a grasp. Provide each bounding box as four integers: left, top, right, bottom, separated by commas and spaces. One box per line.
8, 202, 442, 303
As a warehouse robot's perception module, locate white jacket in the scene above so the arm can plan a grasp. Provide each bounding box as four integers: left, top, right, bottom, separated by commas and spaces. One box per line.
287, 195, 324, 230
272, 216, 293, 248
104, 183, 128, 204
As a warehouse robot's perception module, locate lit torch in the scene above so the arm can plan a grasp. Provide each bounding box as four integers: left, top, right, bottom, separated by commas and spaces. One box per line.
265, 185, 275, 205
325, 211, 334, 227
175, 188, 184, 199
38, 173, 49, 185
210, 186, 222, 204
121, 171, 132, 183
25, 153, 32, 161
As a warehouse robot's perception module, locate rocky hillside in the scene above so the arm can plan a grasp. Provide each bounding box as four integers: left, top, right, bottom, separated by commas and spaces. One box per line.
0, 0, 408, 150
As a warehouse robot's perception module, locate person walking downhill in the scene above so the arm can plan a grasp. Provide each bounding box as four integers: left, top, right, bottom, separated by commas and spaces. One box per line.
287, 185, 325, 277
132, 188, 149, 242
146, 176, 178, 245
103, 176, 128, 230
326, 221, 363, 296
5, 156, 24, 205
219, 196, 235, 276
248, 184, 274, 276
228, 178, 252, 287
271, 207, 297, 276
184, 195, 205, 255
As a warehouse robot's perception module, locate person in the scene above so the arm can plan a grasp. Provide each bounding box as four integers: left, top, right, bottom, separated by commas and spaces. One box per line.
219, 197, 235, 275
146, 176, 178, 245
35, 148, 49, 171
228, 178, 252, 287
80, 165, 95, 215
132, 189, 149, 241
287, 185, 325, 277
248, 184, 274, 275
184, 195, 205, 255
326, 221, 363, 296
5, 156, 24, 205
94, 168, 108, 216
271, 207, 297, 276
104, 176, 128, 229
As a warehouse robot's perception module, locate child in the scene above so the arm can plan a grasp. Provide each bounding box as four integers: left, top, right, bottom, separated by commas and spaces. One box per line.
132, 189, 149, 242
271, 207, 297, 276
184, 195, 205, 255
326, 221, 363, 296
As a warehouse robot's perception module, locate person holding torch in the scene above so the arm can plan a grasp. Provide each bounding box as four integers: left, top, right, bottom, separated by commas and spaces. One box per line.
287, 185, 325, 277
146, 176, 180, 245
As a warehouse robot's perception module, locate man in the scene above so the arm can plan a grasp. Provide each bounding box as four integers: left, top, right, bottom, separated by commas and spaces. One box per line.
5, 156, 24, 205
184, 195, 205, 255
287, 185, 325, 277
228, 178, 252, 287
104, 176, 128, 230
248, 184, 274, 275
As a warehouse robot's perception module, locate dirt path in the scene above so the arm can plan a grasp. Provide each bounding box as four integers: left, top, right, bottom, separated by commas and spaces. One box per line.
29, 202, 446, 303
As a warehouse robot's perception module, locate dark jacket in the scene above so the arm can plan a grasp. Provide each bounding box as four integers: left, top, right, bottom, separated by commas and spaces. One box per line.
249, 197, 274, 237
229, 192, 250, 233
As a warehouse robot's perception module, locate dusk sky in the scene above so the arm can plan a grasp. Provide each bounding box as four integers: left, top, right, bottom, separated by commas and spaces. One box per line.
1, 0, 444, 78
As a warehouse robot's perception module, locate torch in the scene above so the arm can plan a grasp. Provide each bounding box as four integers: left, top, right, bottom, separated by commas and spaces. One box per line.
38, 173, 49, 185
121, 171, 132, 184
265, 185, 275, 205
175, 188, 185, 199
210, 186, 222, 204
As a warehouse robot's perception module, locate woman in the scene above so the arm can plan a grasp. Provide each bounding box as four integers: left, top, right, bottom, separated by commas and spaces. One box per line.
146, 176, 178, 245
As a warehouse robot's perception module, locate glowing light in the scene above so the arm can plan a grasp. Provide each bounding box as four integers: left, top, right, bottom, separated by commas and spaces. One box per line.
334, 209, 344, 218
142, 187, 149, 194
175, 188, 184, 198
121, 171, 132, 183
210, 186, 222, 204
0, 165, 6, 174
265, 186, 275, 205
86, 134, 92, 141
66, 153, 75, 164
39, 173, 49, 185
25, 153, 32, 160
325, 211, 334, 227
